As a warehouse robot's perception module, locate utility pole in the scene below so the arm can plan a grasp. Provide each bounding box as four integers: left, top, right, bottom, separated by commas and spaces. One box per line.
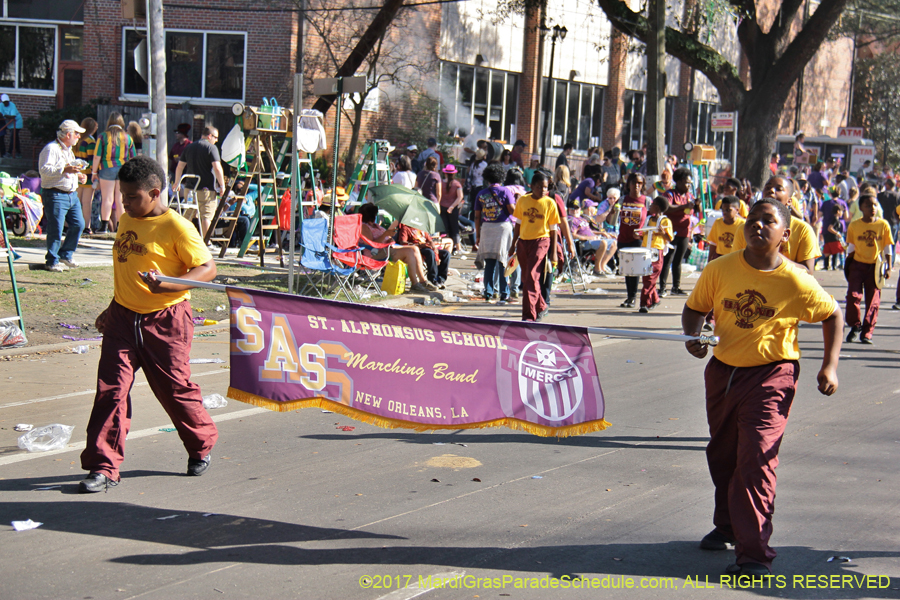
148, 0, 167, 183
645, 0, 665, 176
289, 0, 306, 293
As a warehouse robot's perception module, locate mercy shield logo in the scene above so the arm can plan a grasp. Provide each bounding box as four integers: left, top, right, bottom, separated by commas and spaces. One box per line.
517, 341, 584, 421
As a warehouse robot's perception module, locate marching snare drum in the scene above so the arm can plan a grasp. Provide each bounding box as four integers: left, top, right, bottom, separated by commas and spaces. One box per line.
619, 247, 654, 277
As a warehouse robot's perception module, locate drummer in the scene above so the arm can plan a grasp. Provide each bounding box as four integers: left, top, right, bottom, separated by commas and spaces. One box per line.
635, 196, 673, 312
616, 173, 649, 308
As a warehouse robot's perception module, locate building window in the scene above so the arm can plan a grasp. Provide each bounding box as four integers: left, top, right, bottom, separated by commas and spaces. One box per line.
539, 80, 605, 152
7, 0, 84, 21
0, 24, 55, 92
438, 61, 518, 143
622, 92, 675, 154
122, 28, 246, 102
689, 100, 734, 163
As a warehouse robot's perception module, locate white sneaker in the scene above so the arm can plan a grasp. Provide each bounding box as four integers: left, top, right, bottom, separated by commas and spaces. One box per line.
60, 258, 79, 269
47, 263, 68, 272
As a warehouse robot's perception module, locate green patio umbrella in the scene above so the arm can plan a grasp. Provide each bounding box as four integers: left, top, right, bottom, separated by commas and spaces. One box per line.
370, 184, 445, 234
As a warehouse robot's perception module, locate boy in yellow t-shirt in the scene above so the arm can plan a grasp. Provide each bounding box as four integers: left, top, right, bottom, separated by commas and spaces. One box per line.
511, 171, 559, 321
714, 178, 749, 218
845, 194, 893, 344
682, 198, 842, 577
79, 156, 219, 493
636, 196, 673, 312
707, 196, 745, 260
731, 176, 820, 272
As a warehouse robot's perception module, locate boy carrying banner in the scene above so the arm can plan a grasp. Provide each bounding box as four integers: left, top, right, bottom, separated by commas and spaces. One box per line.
79, 156, 219, 493
682, 198, 842, 576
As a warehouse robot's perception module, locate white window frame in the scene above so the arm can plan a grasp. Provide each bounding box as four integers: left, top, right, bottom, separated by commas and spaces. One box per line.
120, 27, 247, 106
0, 21, 58, 96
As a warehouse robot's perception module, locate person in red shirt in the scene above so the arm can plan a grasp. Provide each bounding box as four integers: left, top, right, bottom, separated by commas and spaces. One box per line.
616, 172, 649, 308
660, 167, 700, 296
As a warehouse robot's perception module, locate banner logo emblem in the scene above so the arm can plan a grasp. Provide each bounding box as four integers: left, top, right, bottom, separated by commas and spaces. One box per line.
517, 341, 584, 421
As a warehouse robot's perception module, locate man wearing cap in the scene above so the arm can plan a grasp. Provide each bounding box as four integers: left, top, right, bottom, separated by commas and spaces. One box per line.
0, 94, 22, 158
168, 123, 191, 177
174, 126, 225, 240
38, 120, 87, 272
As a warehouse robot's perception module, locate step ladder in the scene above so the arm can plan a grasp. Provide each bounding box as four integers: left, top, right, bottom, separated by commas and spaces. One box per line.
0, 200, 25, 346
345, 139, 392, 209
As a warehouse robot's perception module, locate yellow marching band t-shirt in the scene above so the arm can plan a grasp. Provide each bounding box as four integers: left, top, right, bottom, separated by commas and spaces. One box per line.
641, 214, 673, 250
732, 215, 821, 263
512, 193, 560, 240
686, 252, 837, 368
707, 217, 745, 255
113, 210, 213, 314
846, 218, 894, 264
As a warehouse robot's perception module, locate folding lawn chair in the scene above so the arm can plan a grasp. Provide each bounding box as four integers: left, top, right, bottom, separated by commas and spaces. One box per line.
331, 213, 393, 297
297, 218, 359, 300
562, 243, 590, 293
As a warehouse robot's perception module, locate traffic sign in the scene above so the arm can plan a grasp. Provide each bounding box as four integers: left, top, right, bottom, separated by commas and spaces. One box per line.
711, 112, 736, 132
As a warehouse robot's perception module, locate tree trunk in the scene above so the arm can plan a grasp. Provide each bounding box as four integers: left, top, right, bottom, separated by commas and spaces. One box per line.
736, 91, 786, 187
345, 103, 364, 179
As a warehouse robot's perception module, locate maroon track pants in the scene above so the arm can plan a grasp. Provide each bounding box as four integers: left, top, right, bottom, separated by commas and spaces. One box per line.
80, 300, 218, 481
705, 356, 798, 569
517, 237, 550, 321
640, 251, 664, 308
845, 259, 880, 339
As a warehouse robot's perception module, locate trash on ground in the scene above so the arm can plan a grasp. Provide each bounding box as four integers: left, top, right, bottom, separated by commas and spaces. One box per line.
0, 321, 27, 348
215, 305, 226, 311
1, 287, 25, 294
33, 486, 61, 491
430, 478, 440, 482
202, 394, 228, 409
158, 427, 176, 432
827, 556, 852, 563
58, 323, 80, 329
189, 358, 225, 364
202, 513, 219, 517
72, 345, 89, 354
63, 336, 102, 341
531, 476, 543, 479
433, 442, 445, 445
11, 519, 42, 531
80, 278, 93, 285
14, 424, 33, 432
585, 288, 607, 294
336, 425, 355, 431
156, 515, 182, 521
321, 410, 333, 413
17, 424, 74, 452
472, 478, 482, 482
626, 359, 635, 363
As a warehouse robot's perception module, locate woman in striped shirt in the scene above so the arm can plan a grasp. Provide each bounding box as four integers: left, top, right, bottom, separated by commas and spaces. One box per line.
91, 112, 136, 233
74, 117, 98, 234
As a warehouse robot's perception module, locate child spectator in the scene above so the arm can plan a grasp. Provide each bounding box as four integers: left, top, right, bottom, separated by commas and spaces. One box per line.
635, 196, 672, 312
511, 171, 559, 321
822, 204, 846, 271
707, 196, 745, 260
79, 156, 219, 493
682, 198, 842, 577
845, 194, 894, 344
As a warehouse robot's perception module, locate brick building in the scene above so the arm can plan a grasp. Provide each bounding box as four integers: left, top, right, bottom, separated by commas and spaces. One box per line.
6, 0, 855, 171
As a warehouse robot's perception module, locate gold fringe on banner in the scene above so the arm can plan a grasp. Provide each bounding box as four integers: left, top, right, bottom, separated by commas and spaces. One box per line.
227, 387, 611, 438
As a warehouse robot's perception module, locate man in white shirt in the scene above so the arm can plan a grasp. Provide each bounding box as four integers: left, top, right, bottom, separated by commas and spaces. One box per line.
38, 120, 87, 272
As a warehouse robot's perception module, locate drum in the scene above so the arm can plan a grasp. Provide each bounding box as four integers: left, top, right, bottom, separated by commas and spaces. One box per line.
619, 247, 653, 276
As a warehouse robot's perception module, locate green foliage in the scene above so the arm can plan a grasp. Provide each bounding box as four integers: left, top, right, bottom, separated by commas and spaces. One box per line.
852, 55, 900, 164
24, 98, 108, 144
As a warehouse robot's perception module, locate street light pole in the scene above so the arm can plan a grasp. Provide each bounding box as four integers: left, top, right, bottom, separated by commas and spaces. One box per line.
539, 25, 566, 168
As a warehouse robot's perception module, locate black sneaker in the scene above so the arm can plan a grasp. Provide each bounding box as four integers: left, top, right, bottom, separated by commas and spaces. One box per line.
639, 306, 649, 313
892, 303, 900, 310
702, 322, 713, 331
845, 326, 861, 343
860, 337, 874, 345
700, 529, 736, 551
187, 455, 211, 476
620, 297, 636, 308
725, 562, 770, 576
79, 472, 118, 494
670, 288, 688, 296
536, 308, 549, 322
660, 289, 669, 298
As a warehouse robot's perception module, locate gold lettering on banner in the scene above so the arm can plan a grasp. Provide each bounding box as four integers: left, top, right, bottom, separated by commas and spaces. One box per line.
343, 352, 427, 382
433, 363, 479, 384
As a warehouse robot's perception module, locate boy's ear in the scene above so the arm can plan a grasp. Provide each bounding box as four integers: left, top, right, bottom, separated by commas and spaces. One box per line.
781, 226, 791, 244
149, 187, 161, 200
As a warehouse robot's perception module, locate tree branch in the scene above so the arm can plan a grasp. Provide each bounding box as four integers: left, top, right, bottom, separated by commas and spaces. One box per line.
770, 0, 807, 48
594, 0, 746, 107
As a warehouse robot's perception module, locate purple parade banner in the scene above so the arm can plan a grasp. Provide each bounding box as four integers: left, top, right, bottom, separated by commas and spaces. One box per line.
226, 287, 609, 437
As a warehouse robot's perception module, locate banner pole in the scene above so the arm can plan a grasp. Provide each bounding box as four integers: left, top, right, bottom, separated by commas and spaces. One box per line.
587, 327, 718, 346
154, 274, 227, 292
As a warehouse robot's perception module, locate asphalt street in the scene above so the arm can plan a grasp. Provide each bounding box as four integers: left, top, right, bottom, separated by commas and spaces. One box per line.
0, 261, 898, 600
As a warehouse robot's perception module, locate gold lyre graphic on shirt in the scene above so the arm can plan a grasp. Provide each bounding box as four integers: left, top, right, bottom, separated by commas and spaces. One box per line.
114, 231, 148, 263
858, 230, 877, 247
523, 206, 542, 223
723, 289, 776, 330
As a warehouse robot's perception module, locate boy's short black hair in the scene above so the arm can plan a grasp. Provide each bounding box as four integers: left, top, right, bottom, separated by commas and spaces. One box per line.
530, 171, 547, 186
720, 195, 739, 208
751, 197, 791, 226
483, 163, 506, 186
725, 177, 742, 189
860, 193, 879, 208
673, 167, 692, 183
832, 203, 844, 215
652, 195, 669, 212
118, 155, 166, 191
